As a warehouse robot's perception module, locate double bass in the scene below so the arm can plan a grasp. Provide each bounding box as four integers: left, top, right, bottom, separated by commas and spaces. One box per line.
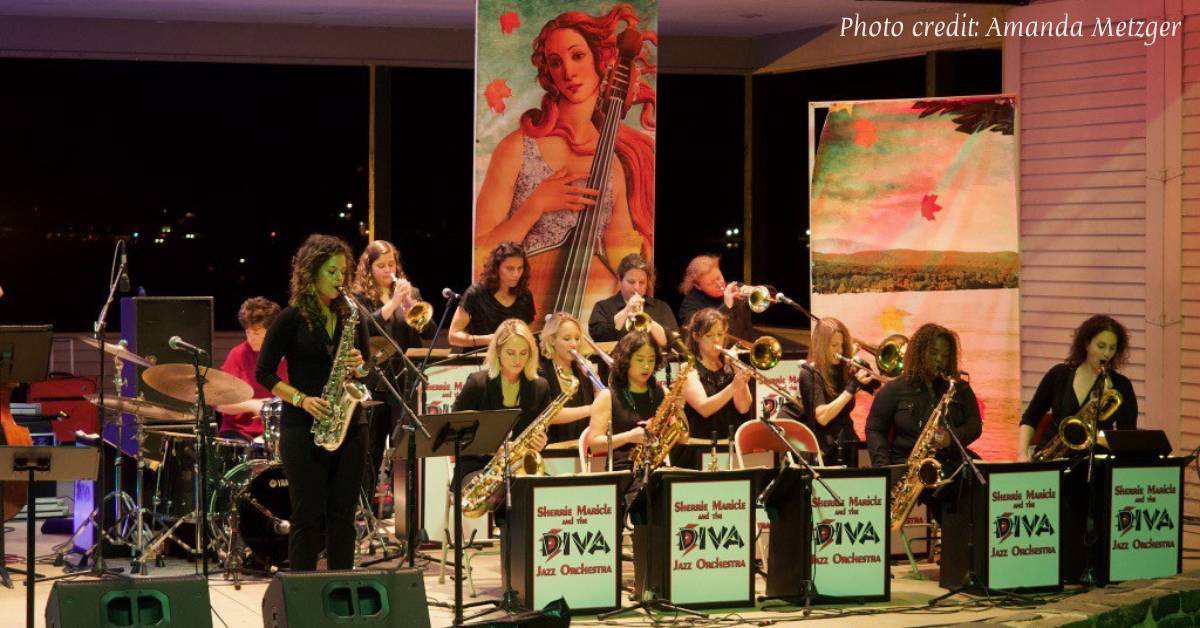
0, 383, 33, 521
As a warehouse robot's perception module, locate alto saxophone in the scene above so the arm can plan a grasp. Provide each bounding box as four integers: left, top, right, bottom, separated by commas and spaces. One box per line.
312, 295, 372, 451
888, 376, 958, 532
1033, 373, 1122, 461
631, 359, 693, 476
460, 369, 578, 518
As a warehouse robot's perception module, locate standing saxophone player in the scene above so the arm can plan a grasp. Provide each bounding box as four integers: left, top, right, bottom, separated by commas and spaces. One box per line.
1016, 315, 1137, 462
865, 323, 981, 472
256, 234, 370, 571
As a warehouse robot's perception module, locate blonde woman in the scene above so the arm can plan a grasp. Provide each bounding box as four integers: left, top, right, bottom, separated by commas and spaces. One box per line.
539, 312, 605, 443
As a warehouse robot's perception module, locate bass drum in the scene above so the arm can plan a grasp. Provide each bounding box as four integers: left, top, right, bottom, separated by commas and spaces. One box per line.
209, 460, 291, 570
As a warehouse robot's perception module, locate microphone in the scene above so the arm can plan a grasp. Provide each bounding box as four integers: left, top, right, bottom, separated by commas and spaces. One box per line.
119, 247, 131, 293
274, 518, 291, 535
774, 292, 796, 306
168, 335, 207, 356
442, 287, 461, 301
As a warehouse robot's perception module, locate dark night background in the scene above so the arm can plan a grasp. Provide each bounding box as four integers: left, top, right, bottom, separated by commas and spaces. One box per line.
0, 51, 999, 332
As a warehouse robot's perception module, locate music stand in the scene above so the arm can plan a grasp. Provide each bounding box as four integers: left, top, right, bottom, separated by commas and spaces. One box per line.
0, 446, 98, 628
0, 325, 52, 589
400, 408, 519, 627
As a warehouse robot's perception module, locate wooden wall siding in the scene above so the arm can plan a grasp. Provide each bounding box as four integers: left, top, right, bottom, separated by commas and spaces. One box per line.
1017, 28, 1150, 421
1182, 4, 1200, 519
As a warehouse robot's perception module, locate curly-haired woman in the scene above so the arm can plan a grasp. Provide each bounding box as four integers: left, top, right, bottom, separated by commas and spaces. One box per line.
449, 241, 536, 348
256, 234, 369, 571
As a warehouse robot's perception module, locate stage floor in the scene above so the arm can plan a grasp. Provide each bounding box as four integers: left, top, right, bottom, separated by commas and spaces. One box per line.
3, 522, 1197, 627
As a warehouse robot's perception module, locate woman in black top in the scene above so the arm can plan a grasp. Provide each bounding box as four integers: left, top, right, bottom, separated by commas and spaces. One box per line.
678, 308, 752, 470
538, 313, 602, 444
256, 234, 369, 571
1017, 314, 1138, 461
351, 239, 425, 508
451, 319, 558, 483
779, 317, 876, 465
449, 241, 536, 349
587, 253, 678, 348
586, 331, 663, 471
865, 323, 981, 468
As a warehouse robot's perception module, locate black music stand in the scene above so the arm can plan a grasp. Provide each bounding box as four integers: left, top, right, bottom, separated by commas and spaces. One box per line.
406, 409, 519, 627
0, 325, 52, 590
0, 446, 98, 628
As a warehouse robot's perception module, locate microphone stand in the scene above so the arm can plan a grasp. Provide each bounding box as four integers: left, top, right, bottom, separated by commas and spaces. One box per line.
1073, 361, 1110, 586
88, 240, 130, 579
341, 292, 431, 569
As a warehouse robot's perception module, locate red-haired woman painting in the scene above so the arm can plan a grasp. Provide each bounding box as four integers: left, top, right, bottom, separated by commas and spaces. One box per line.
474, 3, 657, 322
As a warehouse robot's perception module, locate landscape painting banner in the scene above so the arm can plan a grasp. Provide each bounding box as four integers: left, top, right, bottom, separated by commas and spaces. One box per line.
473, 1, 658, 323
809, 96, 1019, 460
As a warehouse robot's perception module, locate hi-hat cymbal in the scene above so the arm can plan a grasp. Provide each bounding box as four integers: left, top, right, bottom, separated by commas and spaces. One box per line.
84, 394, 192, 423
142, 364, 253, 406
80, 337, 155, 368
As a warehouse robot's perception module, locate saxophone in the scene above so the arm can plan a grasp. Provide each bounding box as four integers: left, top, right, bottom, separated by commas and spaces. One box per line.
1033, 372, 1122, 461
312, 295, 372, 451
631, 359, 693, 476
888, 376, 957, 532
460, 369, 578, 518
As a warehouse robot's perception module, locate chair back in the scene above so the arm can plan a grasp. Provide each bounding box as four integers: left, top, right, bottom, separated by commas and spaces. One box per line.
734, 418, 824, 467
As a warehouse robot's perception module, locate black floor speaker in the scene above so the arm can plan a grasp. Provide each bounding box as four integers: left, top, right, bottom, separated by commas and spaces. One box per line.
262, 568, 430, 627
45, 574, 212, 628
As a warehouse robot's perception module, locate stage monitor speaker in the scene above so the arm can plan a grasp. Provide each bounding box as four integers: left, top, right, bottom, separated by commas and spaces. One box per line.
119, 296, 214, 407
262, 568, 430, 628
45, 574, 212, 628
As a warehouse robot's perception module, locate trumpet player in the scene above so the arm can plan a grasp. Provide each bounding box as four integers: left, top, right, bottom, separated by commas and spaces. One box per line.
587, 253, 678, 348
779, 318, 878, 465
353, 239, 428, 508
865, 323, 981, 469
678, 308, 752, 470
1017, 315, 1137, 462
539, 313, 606, 444
676, 254, 755, 340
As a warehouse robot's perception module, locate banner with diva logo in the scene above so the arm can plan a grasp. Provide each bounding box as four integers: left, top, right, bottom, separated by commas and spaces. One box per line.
473, 0, 658, 323
1107, 463, 1183, 583
810, 469, 889, 600
754, 358, 804, 421
987, 467, 1061, 590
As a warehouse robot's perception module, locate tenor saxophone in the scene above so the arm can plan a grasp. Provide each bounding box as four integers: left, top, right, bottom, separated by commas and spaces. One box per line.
460, 369, 578, 518
888, 377, 958, 532
312, 295, 372, 451
630, 359, 693, 476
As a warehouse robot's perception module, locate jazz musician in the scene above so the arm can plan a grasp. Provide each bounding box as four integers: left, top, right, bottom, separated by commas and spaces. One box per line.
865, 323, 981, 469
215, 297, 288, 442
676, 253, 755, 340
587, 253, 678, 347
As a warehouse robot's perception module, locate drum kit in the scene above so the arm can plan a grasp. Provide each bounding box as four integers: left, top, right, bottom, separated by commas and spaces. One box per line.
68, 339, 301, 581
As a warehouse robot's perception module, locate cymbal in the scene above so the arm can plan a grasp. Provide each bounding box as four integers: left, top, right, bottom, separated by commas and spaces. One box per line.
79, 337, 154, 368
142, 364, 253, 406
84, 394, 192, 423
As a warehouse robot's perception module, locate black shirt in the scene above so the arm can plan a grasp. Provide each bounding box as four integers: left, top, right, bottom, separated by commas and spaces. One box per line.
354, 290, 423, 395
780, 364, 878, 464
538, 356, 597, 444
1020, 363, 1138, 447
587, 292, 679, 343
678, 360, 750, 469
460, 284, 535, 338
865, 377, 982, 467
451, 370, 553, 439
677, 288, 753, 340
609, 384, 662, 467
256, 305, 370, 428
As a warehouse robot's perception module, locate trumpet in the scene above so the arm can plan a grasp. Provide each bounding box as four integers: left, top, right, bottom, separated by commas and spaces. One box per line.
393, 274, 432, 331
734, 284, 775, 313
719, 335, 805, 411
624, 295, 652, 333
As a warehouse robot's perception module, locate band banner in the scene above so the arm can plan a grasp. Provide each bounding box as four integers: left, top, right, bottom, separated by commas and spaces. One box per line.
473, 0, 658, 322
530, 483, 620, 610
1108, 465, 1182, 582
810, 473, 889, 599
808, 96, 1019, 460
668, 477, 753, 606
987, 468, 1061, 589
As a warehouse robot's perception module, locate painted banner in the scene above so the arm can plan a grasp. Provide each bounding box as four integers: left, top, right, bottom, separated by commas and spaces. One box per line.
669, 479, 752, 605
474, 0, 658, 323
754, 358, 804, 421
532, 483, 620, 609
1109, 466, 1181, 582
810, 475, 888, 598
987, 469, 1060, 589
809, 96, 1019, 460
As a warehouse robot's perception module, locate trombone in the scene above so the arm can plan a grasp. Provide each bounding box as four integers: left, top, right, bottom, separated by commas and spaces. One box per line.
850, 334, 907, 379
393, 274, 433, 331
720, 335, 806, 411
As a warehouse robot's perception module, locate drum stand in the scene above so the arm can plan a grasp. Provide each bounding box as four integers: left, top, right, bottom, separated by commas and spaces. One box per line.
356, 486, 402, 564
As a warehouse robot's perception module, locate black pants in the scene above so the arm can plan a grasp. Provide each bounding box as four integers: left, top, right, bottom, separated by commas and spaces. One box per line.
280, 420, 367, 570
